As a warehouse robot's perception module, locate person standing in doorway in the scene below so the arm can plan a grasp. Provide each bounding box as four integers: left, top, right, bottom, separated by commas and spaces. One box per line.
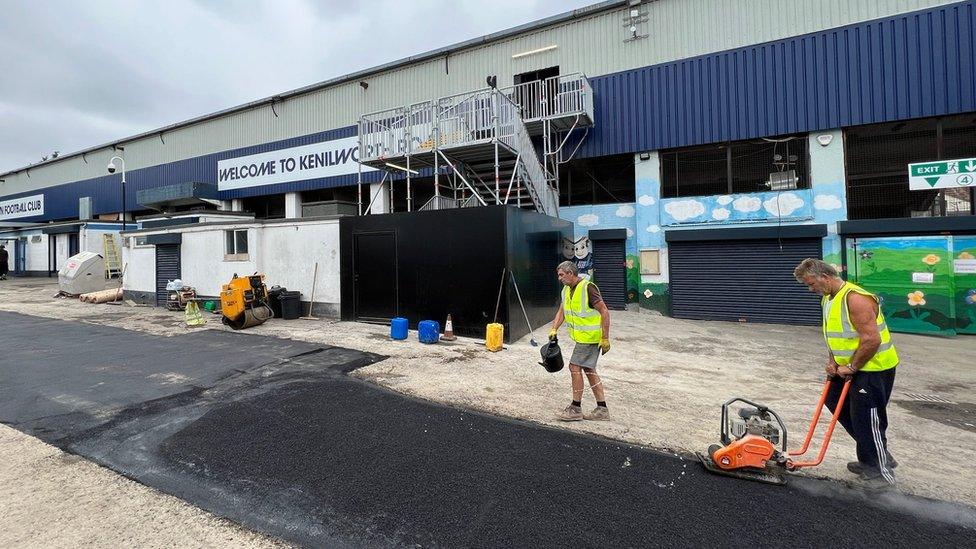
0, 244, 9, 280
549, 260, 612, 421
794, 258, 899, 488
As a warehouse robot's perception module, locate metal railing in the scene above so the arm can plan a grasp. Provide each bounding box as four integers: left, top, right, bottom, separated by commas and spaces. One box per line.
419, 195, 459, 211
500, 73, 592, 122
358, 74, 591, 164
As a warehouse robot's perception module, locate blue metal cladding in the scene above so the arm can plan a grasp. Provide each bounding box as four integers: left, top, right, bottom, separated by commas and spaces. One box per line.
7, 1, 974, 222
4, 125, 384, 222
577, 0, 976, 158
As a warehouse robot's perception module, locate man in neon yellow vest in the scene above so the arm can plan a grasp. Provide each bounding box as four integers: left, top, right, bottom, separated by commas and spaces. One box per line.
794, 258, 899, 487
549, 260, 612, 421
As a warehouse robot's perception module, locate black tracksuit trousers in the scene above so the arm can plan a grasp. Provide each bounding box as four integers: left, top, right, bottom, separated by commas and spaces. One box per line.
824, 368, 897, 484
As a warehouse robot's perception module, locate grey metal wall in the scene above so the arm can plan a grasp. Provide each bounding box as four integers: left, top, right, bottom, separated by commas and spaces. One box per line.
0, 0, 959, 198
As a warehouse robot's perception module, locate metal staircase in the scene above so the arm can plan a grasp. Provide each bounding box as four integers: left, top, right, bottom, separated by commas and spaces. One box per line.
356, 73, 593, 217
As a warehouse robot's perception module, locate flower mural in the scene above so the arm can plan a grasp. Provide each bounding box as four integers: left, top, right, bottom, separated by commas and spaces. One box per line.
907, 291, 926, 307
966, 289, 976, 305
643, 289, 653, 298
922, 254, 941, 266
959, 251, 975, 260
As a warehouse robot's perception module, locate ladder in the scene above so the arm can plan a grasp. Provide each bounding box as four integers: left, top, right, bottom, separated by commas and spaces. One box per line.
102, 234, 123, 279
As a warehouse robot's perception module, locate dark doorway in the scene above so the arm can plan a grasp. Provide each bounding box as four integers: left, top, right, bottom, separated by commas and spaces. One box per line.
48, 235, 57, 276
591, 238, 627, 310
16, 239, 26, 274
353, 232, 397, 322
514, 66, 559, 119
155, 244, 181, 307
68, 233, 80, 257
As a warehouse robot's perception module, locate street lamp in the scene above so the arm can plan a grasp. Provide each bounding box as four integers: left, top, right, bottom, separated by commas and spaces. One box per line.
107, 156, 126, 230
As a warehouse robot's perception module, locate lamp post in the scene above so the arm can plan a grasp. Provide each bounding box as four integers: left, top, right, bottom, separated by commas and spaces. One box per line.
107, 156, 126, 230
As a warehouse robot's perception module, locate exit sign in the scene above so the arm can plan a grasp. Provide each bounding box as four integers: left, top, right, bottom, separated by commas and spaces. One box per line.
908, 158, 976, 190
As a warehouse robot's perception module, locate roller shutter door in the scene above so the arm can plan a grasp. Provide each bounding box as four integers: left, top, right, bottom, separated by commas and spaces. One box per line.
669, 238, 822, 325
592, 238, 627, 310
155, 244, 181, 307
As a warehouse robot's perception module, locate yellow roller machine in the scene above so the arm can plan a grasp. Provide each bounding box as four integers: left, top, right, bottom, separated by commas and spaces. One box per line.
220, 273, 274, 329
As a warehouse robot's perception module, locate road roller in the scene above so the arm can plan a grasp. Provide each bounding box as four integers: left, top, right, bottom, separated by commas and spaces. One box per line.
220, 273, 274, 329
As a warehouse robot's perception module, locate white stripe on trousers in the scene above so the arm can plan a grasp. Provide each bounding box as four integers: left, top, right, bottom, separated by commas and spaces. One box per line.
871, 407, 895, 484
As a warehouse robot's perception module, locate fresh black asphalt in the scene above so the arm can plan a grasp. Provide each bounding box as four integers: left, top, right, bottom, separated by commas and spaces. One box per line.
1, 311, 974, 547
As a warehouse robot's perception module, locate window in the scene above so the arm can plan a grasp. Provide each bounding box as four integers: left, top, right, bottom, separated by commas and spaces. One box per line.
845, 114, 976, 220
224, 229, 248, 260
130, 236, 149, 247
242, 194, 285, 219
660, 135, 809, 198
558, 154, 636, 206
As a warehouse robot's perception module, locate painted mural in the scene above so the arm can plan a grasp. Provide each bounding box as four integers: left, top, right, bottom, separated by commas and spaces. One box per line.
660, 189, 816, 226
559, 203, 642, 305
561, 236, 594, 279
847, 235, 976, 337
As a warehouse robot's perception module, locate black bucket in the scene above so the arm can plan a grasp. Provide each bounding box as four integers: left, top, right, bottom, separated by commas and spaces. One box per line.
539, 336, 564, 373
279, 291, 302, 320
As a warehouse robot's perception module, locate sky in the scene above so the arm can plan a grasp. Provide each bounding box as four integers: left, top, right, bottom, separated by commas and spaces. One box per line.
0, 0, 595, 173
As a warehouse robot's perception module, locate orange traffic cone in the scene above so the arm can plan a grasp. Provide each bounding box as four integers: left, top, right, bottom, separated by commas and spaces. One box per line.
442, 314, 457, 341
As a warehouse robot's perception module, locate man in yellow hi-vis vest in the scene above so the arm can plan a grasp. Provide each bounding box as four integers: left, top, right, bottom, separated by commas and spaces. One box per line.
549, 260, 612, 421
794, 258, 899, 487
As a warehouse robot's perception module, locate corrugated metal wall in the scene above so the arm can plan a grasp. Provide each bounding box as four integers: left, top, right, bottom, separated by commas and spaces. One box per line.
0, 0, 959, 197
578, 0, 976, 157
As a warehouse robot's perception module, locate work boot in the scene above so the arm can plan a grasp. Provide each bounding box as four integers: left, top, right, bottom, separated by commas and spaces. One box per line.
858, 469, 896, 490
584, 406, 610, 421
555, 404, 583, 421
847, 453, 898, 475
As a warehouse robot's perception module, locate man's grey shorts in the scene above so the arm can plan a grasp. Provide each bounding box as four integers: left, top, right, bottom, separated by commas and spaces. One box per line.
569, 342, 601, 370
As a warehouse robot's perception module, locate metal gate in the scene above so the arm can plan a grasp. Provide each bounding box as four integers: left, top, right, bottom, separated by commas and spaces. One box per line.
155, 244, 181, 307
669, 238, 822, 325
591, 238, 627, 310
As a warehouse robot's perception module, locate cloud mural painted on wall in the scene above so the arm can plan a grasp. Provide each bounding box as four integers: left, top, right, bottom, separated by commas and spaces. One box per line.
663, 199, 706, 222
814, 194, 843, 210
763, 192, 805, 217
626, 228, 634, 237
646, 224, 661, 233
615, 204, 636, 218
712, 208, 731, 220
732, 196, 762, 212
577, 214, 599, 227
716, 195, 733, 206
638, 195, 655, 206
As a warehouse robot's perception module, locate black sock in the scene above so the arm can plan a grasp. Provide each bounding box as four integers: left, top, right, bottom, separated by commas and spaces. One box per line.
597, 401, 607, 408
571, 400, 581, 407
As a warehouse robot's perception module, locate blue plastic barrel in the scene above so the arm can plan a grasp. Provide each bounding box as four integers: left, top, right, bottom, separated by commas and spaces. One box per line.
390, 317, 409, 340
418, 320, 440, 344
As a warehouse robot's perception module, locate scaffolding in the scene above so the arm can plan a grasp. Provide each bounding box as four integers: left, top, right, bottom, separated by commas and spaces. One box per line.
356, 73, 594, 217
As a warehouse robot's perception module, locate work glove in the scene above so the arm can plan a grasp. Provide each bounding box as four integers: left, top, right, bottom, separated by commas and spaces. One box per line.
548, 328, 558, 341
599, 338, 611, 355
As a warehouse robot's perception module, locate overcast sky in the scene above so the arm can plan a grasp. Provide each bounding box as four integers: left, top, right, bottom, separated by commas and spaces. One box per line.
0, 0, 594, 173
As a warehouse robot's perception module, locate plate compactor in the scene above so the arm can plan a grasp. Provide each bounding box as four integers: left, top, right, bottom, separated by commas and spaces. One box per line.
220, 273, 274, 330
698, 378, 852, 485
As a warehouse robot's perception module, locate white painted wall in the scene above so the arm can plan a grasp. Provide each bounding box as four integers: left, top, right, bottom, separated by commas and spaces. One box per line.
125, 219, 341, 309
121, 244, 156, 294
26, 233, 48, 272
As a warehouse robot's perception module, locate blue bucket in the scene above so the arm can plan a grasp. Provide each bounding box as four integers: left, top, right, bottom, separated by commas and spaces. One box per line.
390, 317, 409, 340
418, 320, 440, 344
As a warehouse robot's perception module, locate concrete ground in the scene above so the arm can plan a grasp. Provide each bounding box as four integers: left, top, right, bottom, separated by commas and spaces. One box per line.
0, 424, 285, 549
1, 276, 974, 517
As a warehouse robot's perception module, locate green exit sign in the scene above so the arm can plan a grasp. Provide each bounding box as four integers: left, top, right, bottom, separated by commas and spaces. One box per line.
908, 158, 976, 190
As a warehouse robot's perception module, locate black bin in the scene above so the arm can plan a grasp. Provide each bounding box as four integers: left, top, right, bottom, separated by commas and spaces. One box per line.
279, 291, 302, 320
267, 286, 286, 318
